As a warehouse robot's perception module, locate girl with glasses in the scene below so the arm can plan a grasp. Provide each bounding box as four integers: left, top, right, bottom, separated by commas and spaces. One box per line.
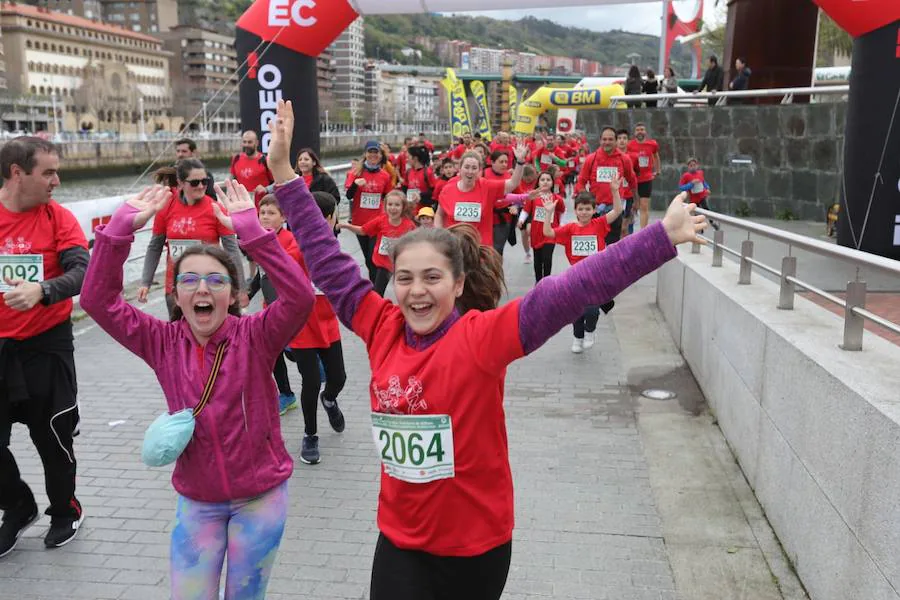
80, 140, 316, 598
137, 158, 248, 318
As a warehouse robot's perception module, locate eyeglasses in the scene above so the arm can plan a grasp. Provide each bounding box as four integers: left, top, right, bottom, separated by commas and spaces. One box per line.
175, 272, 232, 292
184, 178, 210, 187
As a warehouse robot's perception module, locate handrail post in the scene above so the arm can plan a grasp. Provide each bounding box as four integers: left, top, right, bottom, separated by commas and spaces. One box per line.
691, 241, 701, 254
778, 256, 797, 309
739, 240, 754, 284
712, 230, 724, 267
841, 281, 867, 351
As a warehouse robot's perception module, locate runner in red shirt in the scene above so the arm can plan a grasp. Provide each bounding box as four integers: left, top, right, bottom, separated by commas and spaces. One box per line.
483, 150, 516, 256
678, 157, 718, 230
417, 133, 435, 154
449, 132, 473, 161
541, 182, 623, 353
138, 158, 246, 317
616, 129, 641, 239
488, 131, 515, 166
230, 130, 274, 205
0, 137, 89, 555
403, 145, 438, 210
533, 137, 568, 173
345, 141, 394, 282
518, 171, 565, 283
431, 158, 456, 205
395, 138, 413, 182
341, 190, 416, 297
436, 144, 528, 246
627, 122, 661, 231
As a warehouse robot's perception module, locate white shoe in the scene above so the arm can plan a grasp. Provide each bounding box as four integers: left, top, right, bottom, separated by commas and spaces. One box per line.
583, 332, 595, 349
524, 253, 532, 264
571, 338, 584, 354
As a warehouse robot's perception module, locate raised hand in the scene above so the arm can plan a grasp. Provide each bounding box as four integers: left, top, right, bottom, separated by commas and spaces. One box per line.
662, 193, 708, 246
610, 174, 622, 195
265, 99, 296, 184
127, 185, 172, 231
541, 196, 557, 212
513, 142, 528, 163
213, 180, 255, 231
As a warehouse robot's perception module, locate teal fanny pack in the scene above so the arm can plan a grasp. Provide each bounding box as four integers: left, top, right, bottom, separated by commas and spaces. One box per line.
141, 343, 227, 467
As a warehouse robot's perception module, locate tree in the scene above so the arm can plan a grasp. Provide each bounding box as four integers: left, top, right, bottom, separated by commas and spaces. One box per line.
816, 12, 853, 67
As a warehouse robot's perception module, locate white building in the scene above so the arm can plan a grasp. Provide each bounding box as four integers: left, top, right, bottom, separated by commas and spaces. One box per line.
329, 17, 365, 120
469, 47, 504, 73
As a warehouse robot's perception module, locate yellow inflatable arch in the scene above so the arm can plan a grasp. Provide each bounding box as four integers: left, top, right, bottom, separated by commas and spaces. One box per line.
513, 85, 625, 135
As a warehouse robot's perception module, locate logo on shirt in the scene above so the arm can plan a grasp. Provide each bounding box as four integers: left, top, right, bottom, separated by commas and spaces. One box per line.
373, 375, 427, 414
170, 217, 197, 236
1, 236, 31, 254
240, 167, 256, 179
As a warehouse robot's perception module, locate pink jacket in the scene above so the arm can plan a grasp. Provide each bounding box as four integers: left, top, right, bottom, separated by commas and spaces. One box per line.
81, 196, 314, 502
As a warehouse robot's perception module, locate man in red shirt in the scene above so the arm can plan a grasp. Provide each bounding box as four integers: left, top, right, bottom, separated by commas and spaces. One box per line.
576, 127, 635, 245
489, 131, 515, 165
627, 123, 661, 231
417, 133, 435, 154
230, 130, 274, 203
616, 129, 641, 238
0, 137, 89, 556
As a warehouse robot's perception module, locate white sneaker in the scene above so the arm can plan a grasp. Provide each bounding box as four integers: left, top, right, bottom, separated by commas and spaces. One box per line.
524, 253, 532, 264
583, 332, 595, 349
571, 338, 584, 354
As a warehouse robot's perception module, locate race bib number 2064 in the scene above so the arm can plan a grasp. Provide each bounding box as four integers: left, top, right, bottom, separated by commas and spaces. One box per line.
372, 413, 455, 484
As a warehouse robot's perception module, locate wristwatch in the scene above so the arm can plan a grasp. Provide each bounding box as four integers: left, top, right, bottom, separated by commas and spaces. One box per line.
39, 281, 52, 305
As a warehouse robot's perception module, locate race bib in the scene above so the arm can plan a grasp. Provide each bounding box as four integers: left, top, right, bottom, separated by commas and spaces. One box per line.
540, 154, 552, 165
533, 206, 548, 223
0, 254, 44, 292
571, 235, 598, 257
567, 159, 575, 168
360, 193, 382, 210
168, 239, 200, 261
453, 202, 482, 223
406, 189, 420, 204
372, 413, 455, 484
622, 178, 630, 189
596, 167, 618, 183
692, 180, 705, 194
378, 236, 397, 256
638, 155, 650, 168
579, 156, 586, 165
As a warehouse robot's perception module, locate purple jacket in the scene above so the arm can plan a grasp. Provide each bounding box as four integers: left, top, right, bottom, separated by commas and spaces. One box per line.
276, 176, 676, 355
81, 200, 314, 503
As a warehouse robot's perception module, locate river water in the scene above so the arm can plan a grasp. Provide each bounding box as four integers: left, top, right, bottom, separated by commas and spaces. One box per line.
53, 157, 356, 204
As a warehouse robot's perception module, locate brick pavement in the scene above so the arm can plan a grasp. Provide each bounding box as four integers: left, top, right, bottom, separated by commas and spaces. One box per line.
1, 229, 678, 600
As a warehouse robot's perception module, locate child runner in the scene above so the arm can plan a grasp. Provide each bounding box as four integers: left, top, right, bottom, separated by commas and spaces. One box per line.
679, 157, 718, 230
517, 164, 538, 264
270, 100, 707, 600
138, 158, 247, 317
416, 206, 436, 228
518, 171, 565, 283
340, 190, 416, 297
542, 181, 624, 354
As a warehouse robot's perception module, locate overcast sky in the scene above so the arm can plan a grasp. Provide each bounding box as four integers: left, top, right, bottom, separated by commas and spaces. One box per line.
443, 1, 723, 37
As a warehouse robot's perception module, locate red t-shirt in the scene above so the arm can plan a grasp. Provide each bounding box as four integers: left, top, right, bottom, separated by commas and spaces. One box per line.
361, 215, 417, 272
345, 169, 393, 227
524, 195, 565, 249
152, 194, 233, 293
483, 169, 513, 226
552, 218, 612, 265
437, 177, 507, 245
0, 200, 87, 340
627, 139, 660, 183
231, 153, 274, 194
576, 150, 631, 206
679, 170, 710, 203
488, 142, 515, 166
404, 167, 437, 206
352, 291, 524, 556
618, 151, 639, 199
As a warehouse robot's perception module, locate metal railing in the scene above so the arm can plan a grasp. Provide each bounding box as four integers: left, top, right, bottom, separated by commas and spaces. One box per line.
689, 208, 900, 351
609, 85, 850, 108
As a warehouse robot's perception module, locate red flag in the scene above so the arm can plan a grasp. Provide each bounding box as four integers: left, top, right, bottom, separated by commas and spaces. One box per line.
237, 0, 359, 57
812, 0, 900, 38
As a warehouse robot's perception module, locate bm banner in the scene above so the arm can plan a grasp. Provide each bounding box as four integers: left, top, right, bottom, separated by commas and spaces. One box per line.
441, 68, 473, 138
470, 81, 492, 142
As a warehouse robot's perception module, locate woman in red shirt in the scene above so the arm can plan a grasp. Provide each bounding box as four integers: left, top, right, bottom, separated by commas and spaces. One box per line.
518, 171, 565, 283
138, 158, 246, 318
345, 142, 394, 282
436, 145, 527, 246
295, 148, 340, 204
483, 150, 517, 256
340, 190, 416, 297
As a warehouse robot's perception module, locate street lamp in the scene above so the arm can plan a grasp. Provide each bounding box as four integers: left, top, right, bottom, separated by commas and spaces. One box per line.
50, 94, 62, 142
138, 96, 147, 141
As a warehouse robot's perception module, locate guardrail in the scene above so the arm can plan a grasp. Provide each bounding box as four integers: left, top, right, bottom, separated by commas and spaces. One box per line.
609, 85, 851, 108
690, 208, 900, 351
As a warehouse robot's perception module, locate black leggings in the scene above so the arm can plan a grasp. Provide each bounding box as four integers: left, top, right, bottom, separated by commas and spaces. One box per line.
273, 352, 293, 396
370, 533, 511, 600
290, 342, 347, 436
533, 243, 555, 283
373, 267, 391, 297
356, 234, 377, 282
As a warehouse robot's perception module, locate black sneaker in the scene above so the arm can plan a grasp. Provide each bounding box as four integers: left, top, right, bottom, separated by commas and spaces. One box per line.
300, 435, 320, 465
44, 511, 84, 549
320, 392, 345, 433
0, 503, 39, 558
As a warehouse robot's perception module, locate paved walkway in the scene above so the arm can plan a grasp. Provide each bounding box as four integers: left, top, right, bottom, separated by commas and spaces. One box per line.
1, 216, 804, 599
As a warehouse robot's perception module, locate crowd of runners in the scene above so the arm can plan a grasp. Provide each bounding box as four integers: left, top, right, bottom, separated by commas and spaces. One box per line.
1, 99, 710, 599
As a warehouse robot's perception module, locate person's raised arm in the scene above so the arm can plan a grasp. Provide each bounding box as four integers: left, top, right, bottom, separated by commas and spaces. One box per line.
541, 196, 557, 239
516, 194, 705, 355
80, 186, 173, 369
339, 222, 365, 236
504, 143, 528, 194
605, 175, 624, 225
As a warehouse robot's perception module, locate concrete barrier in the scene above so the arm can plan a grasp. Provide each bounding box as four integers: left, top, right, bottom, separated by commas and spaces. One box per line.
656, 248, 900, 600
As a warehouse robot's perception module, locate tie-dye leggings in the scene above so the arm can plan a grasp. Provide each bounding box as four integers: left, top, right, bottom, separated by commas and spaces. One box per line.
170, 481, 288, 600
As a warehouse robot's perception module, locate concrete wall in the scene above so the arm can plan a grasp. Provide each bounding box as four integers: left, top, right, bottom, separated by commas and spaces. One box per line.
655, 249, 900, 600
579, 103, 846, 221
50, 133, 420, 175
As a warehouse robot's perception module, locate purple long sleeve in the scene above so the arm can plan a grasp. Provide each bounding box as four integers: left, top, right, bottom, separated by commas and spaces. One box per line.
276, 176, 373, 329
518, 221, 676, 354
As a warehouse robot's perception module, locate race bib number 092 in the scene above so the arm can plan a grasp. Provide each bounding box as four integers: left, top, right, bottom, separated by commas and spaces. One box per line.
454, 202, 482, 223
0, 255, 44, 292
372, 413, 455, 484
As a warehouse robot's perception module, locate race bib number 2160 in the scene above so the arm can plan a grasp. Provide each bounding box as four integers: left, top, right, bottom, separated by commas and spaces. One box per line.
372, 413, 455, 484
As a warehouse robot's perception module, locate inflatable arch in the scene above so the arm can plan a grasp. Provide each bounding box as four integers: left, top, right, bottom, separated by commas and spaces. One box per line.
512, 85, 624, 135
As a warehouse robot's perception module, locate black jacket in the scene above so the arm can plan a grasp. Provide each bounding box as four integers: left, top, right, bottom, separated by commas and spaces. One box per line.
308, 171, 341, 204
731, 67, 752, 91
700, 65, 725, 92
